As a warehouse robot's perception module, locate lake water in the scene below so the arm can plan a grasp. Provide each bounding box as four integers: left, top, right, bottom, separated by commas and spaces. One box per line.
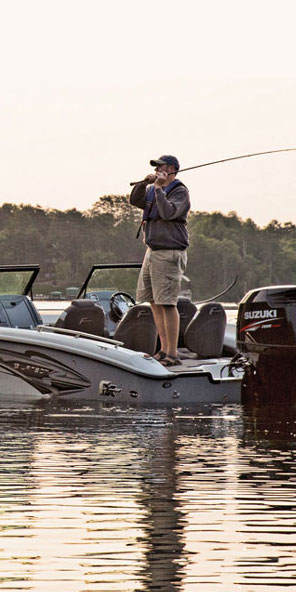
0, 400, 295, 591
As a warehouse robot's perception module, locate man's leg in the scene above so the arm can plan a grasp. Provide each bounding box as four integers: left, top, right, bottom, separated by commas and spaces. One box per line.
151, 302, 168, 354
150, 249, 186, 359
151, 303, 180, 358
162, 304, 180, 358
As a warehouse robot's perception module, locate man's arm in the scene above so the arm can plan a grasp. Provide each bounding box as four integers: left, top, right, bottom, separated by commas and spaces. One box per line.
155, 185, 190, 220
129, 182, 146, 209
129, 174, 156, 209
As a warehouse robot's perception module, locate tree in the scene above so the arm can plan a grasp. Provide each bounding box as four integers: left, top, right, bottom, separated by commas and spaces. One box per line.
1, 199, 296, 299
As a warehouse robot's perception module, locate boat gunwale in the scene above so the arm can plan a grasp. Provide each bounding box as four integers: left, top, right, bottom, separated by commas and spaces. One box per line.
0, 327, 239, 384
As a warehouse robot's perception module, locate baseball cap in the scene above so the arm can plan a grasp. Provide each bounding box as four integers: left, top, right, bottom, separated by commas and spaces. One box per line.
150, 155, 180, 171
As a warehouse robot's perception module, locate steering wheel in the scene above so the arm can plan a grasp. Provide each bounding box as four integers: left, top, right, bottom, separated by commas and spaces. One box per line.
110, 291, 135, 321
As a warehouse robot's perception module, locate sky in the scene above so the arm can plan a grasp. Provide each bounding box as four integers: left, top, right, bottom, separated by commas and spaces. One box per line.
0, 0, 296, 227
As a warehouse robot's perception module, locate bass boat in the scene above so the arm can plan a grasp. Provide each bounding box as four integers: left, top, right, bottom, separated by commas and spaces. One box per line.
0, 263, 242, 406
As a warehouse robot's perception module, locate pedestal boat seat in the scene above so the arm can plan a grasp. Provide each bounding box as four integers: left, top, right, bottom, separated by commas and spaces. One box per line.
55, 299, 105, 337
177, 297, 198, 347
183, 302, 226, 358
113, 303, 157, 356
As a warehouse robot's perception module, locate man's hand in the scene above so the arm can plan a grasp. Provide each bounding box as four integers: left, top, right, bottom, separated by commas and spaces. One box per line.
154, 171, 168, 188
142, 174, 156, 185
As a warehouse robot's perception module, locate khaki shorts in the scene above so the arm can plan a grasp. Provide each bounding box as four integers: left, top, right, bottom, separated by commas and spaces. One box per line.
137, 248, 187, 305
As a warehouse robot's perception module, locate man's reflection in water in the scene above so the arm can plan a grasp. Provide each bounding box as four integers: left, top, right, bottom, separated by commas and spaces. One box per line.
135, 413, 187, 591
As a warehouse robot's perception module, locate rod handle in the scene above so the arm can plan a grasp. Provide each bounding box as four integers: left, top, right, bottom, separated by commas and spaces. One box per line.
130, 180, 146, 186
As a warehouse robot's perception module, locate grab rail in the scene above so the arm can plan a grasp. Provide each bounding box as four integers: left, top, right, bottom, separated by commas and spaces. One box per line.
36, 325, 124, 347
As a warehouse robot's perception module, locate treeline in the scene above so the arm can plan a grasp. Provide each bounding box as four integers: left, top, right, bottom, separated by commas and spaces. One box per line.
1, 196, 296, 302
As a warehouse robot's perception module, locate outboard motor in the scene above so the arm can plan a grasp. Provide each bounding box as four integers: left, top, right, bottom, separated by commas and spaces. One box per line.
237, 285, 296, 400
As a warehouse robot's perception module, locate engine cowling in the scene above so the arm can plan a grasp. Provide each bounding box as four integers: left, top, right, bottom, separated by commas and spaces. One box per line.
237, 285, 296, 400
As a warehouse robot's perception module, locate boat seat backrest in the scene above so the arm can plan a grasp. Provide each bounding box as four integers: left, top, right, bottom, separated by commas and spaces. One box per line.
55, 299, 105, 336
177, 297, 197, 347
113, 303, 157, 355
184, 302, 226, 358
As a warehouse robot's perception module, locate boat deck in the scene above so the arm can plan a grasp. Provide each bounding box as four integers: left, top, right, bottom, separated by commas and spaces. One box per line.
162, 349, 234, 378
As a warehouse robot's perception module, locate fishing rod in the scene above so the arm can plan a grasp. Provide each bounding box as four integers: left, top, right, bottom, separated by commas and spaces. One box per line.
130, 148, 296, 186
196, 275, 238, 305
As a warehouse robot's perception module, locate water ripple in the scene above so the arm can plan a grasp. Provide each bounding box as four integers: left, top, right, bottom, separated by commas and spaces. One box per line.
0, 402, 295, 590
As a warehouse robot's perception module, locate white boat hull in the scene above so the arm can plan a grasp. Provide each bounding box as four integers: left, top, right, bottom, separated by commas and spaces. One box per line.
0, 328, 241, 406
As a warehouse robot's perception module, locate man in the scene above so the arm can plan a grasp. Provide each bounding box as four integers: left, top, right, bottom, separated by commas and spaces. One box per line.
130, 155, 190, 366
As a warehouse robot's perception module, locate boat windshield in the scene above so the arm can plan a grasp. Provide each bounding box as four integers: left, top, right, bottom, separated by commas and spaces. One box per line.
0, 265, 39, 296
83, 266, 141, 300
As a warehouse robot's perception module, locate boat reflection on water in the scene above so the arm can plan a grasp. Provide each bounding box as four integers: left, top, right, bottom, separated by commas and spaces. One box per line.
0, 400, 295, 591
241, 396, 296, 445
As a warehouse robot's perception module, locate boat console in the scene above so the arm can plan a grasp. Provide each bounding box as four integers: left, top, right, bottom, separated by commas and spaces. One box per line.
0, 265, 43, 329
0, 294, 42, 329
